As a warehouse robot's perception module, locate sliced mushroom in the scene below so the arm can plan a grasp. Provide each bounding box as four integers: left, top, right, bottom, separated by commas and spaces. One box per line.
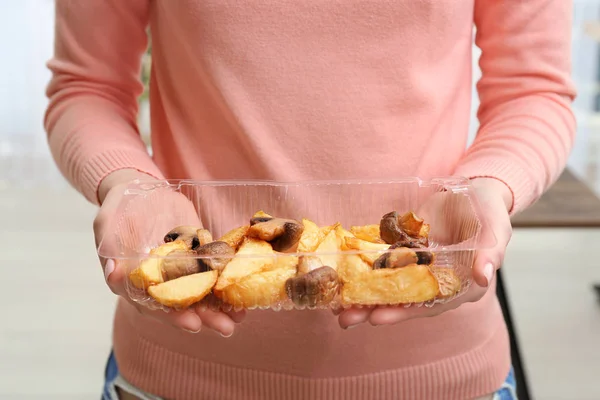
380, 212, 429, 247
250, 211, 274, 225
164, 226, 202, 250
162, 249, 201, 280
196, 229, 213, 246
379, 211, 404, 245
285, 265, 339, 308
250, 216, 274, 225
297, 256, 324, 275
372, 247, 418, 269
196, 241, 235, 273
390, 241, 433, 265
247, 218, 304, 252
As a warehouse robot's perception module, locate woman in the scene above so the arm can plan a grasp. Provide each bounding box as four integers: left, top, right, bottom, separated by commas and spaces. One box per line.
45, 1, 576, 399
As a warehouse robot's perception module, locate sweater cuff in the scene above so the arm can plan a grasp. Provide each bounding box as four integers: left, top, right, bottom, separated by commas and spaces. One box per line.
80, 148, 165, 205
454, 157, 537, 215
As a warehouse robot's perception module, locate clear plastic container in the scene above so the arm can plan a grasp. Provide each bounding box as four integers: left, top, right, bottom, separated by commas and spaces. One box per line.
97, 178, 495, 312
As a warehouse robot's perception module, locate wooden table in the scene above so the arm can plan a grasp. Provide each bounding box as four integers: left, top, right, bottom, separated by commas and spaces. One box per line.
500, 168, 600, 400
511, 169, 600, 228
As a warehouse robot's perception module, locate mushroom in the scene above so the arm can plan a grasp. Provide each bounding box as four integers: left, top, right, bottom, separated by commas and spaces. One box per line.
164, 226, 202, 250
379, 212, 429, 247
247, 218, 304, 252
161, 249, 201, 280
196, 241, 235, 273
372, 247, 418, 270
379, 211, 404, 245
250, 216, 274, 225
390, 241, 434, 265
285, 265, 339, 308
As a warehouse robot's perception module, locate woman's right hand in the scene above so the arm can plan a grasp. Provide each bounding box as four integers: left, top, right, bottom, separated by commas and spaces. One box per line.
94, 169, 245, 337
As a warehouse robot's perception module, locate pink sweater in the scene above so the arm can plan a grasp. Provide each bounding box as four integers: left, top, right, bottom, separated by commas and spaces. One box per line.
45, 1, 576, 399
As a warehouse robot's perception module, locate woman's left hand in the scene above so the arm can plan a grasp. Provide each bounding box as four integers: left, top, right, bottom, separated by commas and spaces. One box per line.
337, 177, 514, 329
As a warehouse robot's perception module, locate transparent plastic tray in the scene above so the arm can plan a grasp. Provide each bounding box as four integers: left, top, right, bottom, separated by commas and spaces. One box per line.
97, 178, 495, 312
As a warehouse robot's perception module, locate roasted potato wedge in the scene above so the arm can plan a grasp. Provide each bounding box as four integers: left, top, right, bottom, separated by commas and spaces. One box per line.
431, 267, 461, 299
148, 270, 218, 309
338, 254, 371, 282
314, 228, 342, 270
129, 240, 188, 289
250, 210, 274, 225
297, 218, 323, 253
350, 224, 384, 243
220, 257, 297, 309
399, 211, 430, 238
218, 225, 250, 250
252, 210, 273, 219
334, 225, 354, 250
343, 237, 391, 266
341, 264, 439, 305
196, 229, 214, 246
215, 238, 274, 291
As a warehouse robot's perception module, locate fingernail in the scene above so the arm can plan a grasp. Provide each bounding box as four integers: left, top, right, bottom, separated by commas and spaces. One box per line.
345, 324, 359, 330
184, 327, 201, 333
104, 259, 115, 282
484, 263, 494, 286
220, 331, 233, 338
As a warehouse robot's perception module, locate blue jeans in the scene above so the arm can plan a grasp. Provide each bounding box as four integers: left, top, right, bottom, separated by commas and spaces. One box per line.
102, 351, 517, 400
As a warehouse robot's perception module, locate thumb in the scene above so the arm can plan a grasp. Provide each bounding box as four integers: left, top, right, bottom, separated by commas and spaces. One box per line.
103, 258, 128, 297
472, 204, 512, 288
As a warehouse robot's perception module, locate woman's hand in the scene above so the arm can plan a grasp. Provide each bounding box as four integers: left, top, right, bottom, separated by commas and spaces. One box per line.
94, 169, 245, 337
337, 177, 513, 329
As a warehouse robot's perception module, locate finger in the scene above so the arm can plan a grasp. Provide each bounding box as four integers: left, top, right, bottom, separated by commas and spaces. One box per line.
331, 305, 344, 316
337, 307, 373, 329
224, 309, 246, 324
105, 260, 203, 332
195, 306, 238, 337
473, 217, 512, 288
104, 259, 128, 297
137, 306, 203, 333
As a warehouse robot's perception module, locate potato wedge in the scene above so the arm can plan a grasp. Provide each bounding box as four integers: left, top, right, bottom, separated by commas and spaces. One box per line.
129, 240, 188, 289
399, 211, 430, 238
319, 223, 337, 238
343, 237, 390, 266
338, 254, 371, 282
314, 228, 342, 271
196, 229, 214, 246
335, 225, 354, 250
148, 270, 218, 309
220, 260, 297, 309
218, 225, 250, 250
341, 265, 439, 305
297, 218, 323, 253
252, 210, 273, 219
431, 267, 461, 298
350, 224, 384, 243
215, 238, 274, 290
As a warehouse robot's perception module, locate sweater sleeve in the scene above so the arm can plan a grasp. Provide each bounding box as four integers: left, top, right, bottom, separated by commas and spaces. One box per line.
454, 0, 577, 214
44, 0, 164, 205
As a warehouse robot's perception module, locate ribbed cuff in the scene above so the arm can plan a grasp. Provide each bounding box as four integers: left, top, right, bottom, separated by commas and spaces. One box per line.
454, 157, 537, 215
79, 148, 164, 205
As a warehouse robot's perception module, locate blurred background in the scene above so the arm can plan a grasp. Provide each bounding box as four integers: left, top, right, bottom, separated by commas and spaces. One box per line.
1, 1, 600, 399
